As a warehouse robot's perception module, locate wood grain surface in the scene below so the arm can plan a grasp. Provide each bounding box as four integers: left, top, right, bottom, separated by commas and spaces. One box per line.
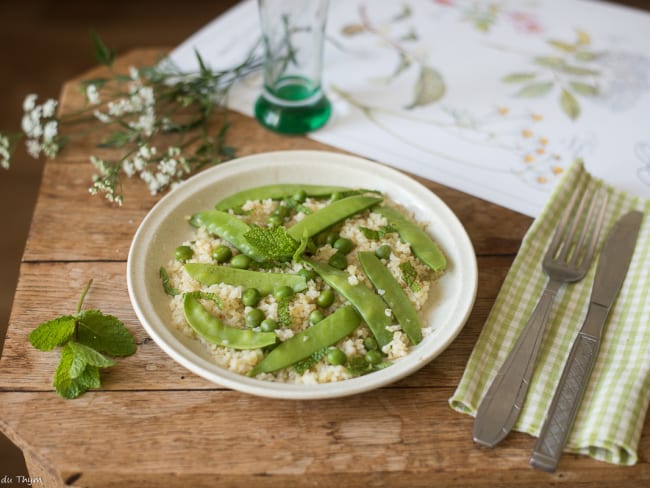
1, 47, 648, 488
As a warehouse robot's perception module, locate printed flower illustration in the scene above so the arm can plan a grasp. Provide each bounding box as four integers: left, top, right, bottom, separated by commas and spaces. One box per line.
341, 3, 446, 109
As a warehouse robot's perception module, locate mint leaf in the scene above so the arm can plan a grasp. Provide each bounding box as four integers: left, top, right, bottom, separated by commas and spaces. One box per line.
28, 316, 77, 351
160, 266, 179, 296
54, 345, 102, 399
76, 309, 136, 357
68, 341, 115, 378
399, 261, 421, 293
243, 225, 299, 261
359, 225, 396, 240
293, 348, 327, 374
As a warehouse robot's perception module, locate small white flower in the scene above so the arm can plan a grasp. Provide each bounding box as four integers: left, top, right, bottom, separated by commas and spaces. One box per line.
26, 139, 41, 158
42, 99, 58, 118
23, 94, 37, 112
129, 66, 140, 81
43, 120, 58, 141
21, 113, 41, 138
0, 135, 10, 169
86, 84, 100, 105
93, 109, 111, 123
122, 159, 136, 178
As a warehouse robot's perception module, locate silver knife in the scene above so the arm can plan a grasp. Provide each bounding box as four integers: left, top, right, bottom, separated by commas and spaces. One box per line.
530, 210, 644, 472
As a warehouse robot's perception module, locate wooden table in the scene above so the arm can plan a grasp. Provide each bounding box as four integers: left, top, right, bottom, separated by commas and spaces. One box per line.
0, 49, 648, 488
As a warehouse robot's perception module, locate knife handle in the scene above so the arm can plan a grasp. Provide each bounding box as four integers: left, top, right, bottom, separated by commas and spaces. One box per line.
530, 330, 600, 472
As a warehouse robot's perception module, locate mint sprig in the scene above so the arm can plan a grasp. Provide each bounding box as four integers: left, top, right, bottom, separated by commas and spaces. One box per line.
243, 225, 299, 261
28, 279, 136, 399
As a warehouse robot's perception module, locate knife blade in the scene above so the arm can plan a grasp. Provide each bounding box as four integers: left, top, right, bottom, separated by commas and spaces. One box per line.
530, 210, 644, 472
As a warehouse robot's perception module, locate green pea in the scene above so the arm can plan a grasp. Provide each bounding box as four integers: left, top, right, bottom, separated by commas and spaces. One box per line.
326, 348, 346, 366
298, 268, 316, 281
316, 289, 335, 308
363, 336, 378, 351
328, 252, 347, 270
309, 309, 325, 325
175, 245, 194, 262
212, 245, 232, 263
325, 232, 339, 246
331, 191, 343, 201
260, 318, 278, 332
230, 254, 252, 269
242, 288, 261, 307
274, 285, 294, 300
375, 244, 391, 260
267, 215, 283, 228
365, 349, 383, 365
292, 189, 307, 203
333, 237, 353, 255
246, 308, 265, 328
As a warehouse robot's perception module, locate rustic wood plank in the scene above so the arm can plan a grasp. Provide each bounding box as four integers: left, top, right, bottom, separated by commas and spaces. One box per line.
0, 257, 507, 391
0, 390, 647, 487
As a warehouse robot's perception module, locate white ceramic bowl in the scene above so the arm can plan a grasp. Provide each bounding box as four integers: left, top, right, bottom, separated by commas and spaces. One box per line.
127, 150, 477, 399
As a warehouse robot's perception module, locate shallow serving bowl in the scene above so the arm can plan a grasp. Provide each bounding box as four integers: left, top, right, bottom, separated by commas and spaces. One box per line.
127, 150, 478, 399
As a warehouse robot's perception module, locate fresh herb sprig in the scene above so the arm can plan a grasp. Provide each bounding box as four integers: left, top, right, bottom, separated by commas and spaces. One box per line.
28, 279, 136, 399
1, 32, 264, 205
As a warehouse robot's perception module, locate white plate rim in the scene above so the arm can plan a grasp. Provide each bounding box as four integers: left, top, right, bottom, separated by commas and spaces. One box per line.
127, 149, 477, 399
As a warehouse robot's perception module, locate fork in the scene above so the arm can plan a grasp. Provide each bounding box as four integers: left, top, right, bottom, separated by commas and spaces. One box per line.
472, 185, 608, 448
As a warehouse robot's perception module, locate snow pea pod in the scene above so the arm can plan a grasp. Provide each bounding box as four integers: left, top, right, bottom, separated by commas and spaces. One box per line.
375, 206, 447, 272
303, 258, 394, 347
357, 252, 422, 345
184, 263, 307, 296
249, 305, 361, 375
189, 210, 266, 262
287, 195, 383, 241
215, 184, 351, 211
183, 293, 277, 349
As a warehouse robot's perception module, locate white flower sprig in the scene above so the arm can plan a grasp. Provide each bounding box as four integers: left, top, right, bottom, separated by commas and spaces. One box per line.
1, 32, 263, 206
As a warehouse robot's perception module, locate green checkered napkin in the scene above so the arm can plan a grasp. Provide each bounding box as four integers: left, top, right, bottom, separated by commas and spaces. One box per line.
449, 160, 650, 465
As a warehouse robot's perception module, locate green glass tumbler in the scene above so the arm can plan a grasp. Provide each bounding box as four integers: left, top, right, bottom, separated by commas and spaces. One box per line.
254, 0, 331, 134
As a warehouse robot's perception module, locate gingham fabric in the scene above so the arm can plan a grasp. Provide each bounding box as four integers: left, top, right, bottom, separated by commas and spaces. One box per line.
450, 160, 650, 465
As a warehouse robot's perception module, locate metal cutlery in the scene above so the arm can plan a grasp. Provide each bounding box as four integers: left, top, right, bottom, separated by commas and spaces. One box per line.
473, 186, 609, 447
530, 210, 644, 472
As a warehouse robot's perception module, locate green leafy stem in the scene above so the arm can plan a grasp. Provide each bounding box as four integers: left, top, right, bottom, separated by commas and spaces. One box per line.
28, 279, 136, 399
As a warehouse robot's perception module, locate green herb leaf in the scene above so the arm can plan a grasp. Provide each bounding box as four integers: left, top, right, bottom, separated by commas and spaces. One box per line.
359, 224, 397, 240
399, 261, 421, 292
243, 225, 299, 261
54, 344, 102, 399
68, 341, 115, 378
28, 316, 77, 351
91, 30, 115, 67
76, 309, 136, 357
160, 266, 180, 296
183, 290, 222, 308
293, 348, 327, 374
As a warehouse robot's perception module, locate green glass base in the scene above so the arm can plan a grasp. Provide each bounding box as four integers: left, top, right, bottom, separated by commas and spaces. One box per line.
254, 94, 332, 135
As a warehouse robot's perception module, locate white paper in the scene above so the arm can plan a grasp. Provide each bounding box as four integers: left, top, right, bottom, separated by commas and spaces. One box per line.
169, 0, 650, 217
